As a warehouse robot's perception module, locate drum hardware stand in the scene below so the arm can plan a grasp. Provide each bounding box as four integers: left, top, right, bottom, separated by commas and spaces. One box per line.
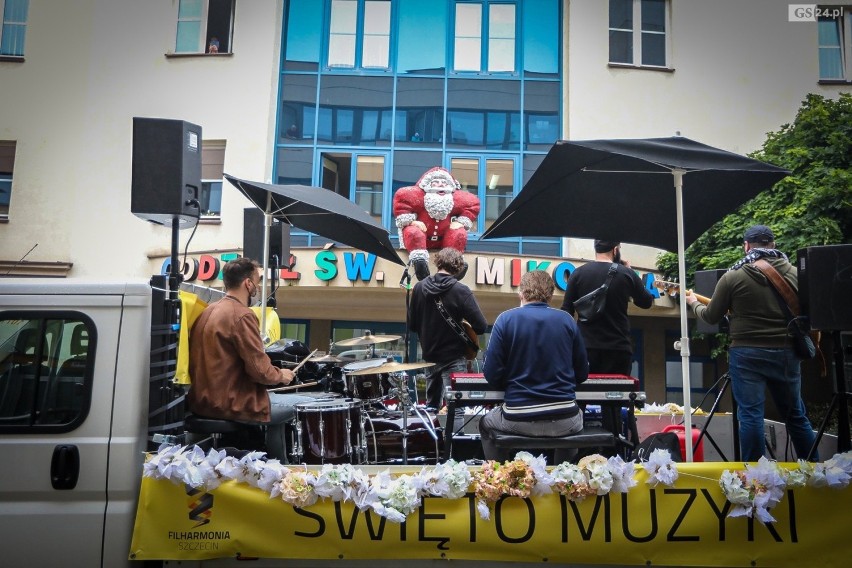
389, 372, 438, 465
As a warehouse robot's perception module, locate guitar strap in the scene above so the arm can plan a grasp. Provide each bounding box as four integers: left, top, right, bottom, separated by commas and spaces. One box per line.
434, 297, 479, 352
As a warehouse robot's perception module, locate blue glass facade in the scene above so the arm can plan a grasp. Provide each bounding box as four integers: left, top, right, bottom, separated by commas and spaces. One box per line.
276, 0, 562, 255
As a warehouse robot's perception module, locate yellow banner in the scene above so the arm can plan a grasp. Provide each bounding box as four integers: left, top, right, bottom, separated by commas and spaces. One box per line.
130, 463, 851, 566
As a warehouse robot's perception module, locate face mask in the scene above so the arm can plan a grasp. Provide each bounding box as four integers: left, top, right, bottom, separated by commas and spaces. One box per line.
248, 280, 259, 306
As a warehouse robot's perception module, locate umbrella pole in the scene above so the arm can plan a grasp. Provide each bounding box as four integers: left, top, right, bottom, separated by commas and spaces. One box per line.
259, 195, 272, 343
673, 168, 695, 462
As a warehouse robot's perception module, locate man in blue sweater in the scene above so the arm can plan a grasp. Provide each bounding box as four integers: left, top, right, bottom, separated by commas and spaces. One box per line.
479, 270, 589, 462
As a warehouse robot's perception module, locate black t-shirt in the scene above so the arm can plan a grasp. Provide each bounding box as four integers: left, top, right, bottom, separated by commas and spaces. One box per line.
560, 261, 654, 352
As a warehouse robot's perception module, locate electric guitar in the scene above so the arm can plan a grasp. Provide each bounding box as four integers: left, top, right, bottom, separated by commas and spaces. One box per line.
653, 280, 711, 305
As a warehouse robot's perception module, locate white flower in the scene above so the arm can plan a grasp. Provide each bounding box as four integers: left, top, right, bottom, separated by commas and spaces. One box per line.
720, 458, 787, 524
514, 452, 553, 496
607, 455, 638, 493
417, 460, 472, 499
642, 449, 679, 486
372, 474, 421, 522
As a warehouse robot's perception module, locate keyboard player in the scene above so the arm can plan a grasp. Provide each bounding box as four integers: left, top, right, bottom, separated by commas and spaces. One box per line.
479, 271, 589, 463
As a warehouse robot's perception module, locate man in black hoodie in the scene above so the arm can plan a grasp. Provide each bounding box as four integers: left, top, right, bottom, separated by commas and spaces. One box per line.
408, 248, 487, 410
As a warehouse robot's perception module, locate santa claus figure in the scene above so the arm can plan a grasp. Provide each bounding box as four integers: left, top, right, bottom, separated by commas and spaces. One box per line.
393, 167, 480, 280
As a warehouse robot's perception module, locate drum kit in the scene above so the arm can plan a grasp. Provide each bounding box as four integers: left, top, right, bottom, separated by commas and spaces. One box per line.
283, 332, 443, 466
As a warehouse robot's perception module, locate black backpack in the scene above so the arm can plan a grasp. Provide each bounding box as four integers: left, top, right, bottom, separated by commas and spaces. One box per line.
633, 431, 683, 462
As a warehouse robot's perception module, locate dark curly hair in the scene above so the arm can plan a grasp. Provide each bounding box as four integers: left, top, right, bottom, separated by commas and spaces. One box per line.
434, 248, 465, 275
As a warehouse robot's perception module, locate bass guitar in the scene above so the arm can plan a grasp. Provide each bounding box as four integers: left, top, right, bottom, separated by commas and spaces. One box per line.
461, 320, 479, 361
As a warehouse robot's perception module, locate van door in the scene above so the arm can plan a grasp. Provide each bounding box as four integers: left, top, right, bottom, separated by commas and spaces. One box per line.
0, 286, 150, 567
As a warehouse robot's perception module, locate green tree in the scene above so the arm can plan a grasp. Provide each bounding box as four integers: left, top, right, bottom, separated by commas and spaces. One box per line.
658, 93, 851, 280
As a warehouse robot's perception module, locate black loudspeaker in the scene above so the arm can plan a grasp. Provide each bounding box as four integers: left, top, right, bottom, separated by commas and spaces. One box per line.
694, 269, 727, 334
798, 244, 852, 331
131, 117, 202, 228
243, 208, 291, 267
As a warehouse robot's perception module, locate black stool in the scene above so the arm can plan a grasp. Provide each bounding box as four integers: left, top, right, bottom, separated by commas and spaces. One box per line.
491, 426, 619, 463
184, 414, 266, 452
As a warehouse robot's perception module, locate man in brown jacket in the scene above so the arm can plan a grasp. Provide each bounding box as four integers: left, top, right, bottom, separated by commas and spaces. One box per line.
188, 257, 313, 461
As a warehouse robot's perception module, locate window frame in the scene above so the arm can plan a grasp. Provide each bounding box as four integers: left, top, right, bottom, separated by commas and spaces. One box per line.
173, 0, 235, 55
326, 0, 392, 71
818, 8, 852, 82
452, 0, 518, 75
0, 0, 27, 58
0, 140, 15, 220
0, 312, 97, 433
608, 0, 671, 70
200, 141, 226, 219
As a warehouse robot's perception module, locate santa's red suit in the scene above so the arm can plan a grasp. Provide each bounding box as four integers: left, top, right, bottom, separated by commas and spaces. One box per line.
393, 167, 480, 267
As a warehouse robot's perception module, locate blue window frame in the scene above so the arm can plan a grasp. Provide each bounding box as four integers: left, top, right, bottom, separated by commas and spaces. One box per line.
0, 0, 27, 57
328, 0, 392, 70
453, 1, 517, 74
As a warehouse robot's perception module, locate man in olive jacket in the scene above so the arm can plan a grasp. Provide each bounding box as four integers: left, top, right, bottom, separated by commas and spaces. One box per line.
686, 225, 817, 462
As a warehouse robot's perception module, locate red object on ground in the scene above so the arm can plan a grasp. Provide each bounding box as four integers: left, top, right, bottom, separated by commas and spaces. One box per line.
662, 424, 704, 462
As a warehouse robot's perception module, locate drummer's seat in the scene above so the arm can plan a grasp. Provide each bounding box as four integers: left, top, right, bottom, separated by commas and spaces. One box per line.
184, 413, 266, 452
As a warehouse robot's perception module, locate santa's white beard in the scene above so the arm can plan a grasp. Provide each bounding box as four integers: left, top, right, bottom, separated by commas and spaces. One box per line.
424, 192, 454, 221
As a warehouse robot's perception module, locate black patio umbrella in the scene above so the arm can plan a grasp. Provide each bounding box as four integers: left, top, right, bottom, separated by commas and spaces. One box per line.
481, 137, 789, 460
225, 174, 404, 333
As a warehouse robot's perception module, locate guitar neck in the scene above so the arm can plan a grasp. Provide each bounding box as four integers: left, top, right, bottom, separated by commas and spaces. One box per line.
654, 280, 711, 305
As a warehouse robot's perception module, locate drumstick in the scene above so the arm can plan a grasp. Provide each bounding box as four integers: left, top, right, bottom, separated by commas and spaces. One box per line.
269, 381, 320, 393
292, 349, 319, 374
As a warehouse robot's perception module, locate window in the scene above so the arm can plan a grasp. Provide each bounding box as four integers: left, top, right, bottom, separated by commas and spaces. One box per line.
175, 0, 234, 54
0, 0, 27, 57
819, 8, 852, 80
0, 316, 95, 430
453, 1, 517, 73
0, 141, 15, 220
449, 156, 515, 234
328, 0, 391, 70
609, 0, 668, 67
200, 141, 225, 218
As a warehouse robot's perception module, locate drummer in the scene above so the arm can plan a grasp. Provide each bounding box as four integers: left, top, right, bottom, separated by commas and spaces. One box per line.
187, 258, 315, 462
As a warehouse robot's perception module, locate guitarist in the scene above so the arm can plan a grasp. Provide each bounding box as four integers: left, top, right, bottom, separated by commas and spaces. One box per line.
408, 248, 487, 411
684, 225, 818, 462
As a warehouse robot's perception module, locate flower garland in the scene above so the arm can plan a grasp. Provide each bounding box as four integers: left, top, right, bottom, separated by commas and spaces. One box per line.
142, 444, 852, 525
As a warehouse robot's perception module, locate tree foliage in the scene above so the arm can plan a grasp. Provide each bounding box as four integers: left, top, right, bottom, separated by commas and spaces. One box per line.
658, 93, 852, 280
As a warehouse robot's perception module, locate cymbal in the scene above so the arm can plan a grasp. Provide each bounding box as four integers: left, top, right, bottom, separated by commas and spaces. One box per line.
333, 332, 401, 347
347, 359, 434, 375
308, 354, 345, 364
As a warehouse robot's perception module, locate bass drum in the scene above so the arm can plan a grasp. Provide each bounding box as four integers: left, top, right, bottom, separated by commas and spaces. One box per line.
292, 399, 365, 465
363, 409, 443, 464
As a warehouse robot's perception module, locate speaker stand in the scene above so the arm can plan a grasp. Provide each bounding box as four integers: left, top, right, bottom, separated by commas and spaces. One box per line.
693, 372, 740, 462
807, 330, 851, 460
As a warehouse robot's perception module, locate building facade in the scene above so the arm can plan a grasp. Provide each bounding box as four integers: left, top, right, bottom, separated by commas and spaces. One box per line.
1, 0, 849, 405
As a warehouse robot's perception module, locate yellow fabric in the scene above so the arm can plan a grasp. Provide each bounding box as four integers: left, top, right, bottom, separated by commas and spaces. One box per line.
130, 463, 852, 565
175, 291, 208, 385
250, 307, 281, 346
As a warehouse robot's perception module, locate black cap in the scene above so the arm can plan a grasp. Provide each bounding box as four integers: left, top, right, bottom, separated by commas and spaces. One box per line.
594, 240, 619, 253
743, 225, 775, 244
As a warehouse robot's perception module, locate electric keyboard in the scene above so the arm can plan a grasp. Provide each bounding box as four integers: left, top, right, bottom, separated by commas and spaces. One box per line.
447, 373, 645, 404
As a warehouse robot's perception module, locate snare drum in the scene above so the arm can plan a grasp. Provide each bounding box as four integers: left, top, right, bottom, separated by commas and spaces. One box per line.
293, 399, 365, 464
343, 359, 388, 401
363, 409, 442, 464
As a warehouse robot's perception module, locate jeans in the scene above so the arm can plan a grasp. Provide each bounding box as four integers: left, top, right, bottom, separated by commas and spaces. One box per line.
266, 393, 317, 462
728, 346, 817, 462
425, 359, 469, 411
